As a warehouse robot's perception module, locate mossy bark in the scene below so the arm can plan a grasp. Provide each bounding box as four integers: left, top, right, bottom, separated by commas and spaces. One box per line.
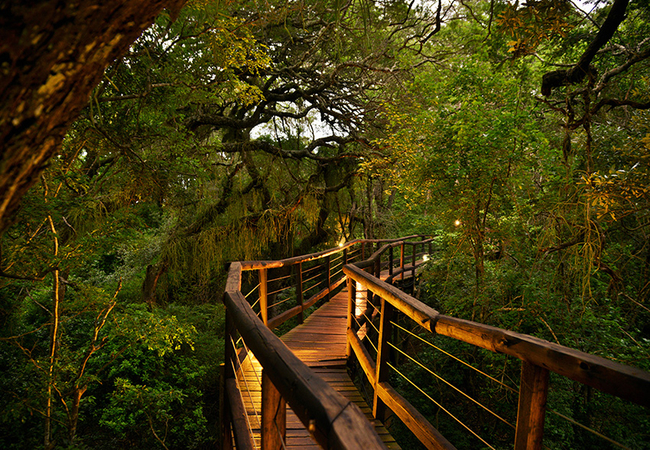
0, 0, 185, 232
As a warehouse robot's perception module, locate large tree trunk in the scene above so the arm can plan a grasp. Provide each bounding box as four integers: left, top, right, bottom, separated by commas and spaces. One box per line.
0, 0, 185, 232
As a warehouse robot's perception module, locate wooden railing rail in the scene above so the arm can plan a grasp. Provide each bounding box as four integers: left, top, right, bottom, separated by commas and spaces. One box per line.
221, 235, 431, 449
343, 263, 650, 450
223, 263, 387, 449
240, 235, 431, 330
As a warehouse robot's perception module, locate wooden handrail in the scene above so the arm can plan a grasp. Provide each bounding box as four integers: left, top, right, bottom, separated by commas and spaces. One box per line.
238, 236, 431, 331
223, 275, 387, 449
238, 235, 429, 271
344, 260, 650, 450
225, 235, 650, 449
221, 236, 433, 449
345, 264, 650, 405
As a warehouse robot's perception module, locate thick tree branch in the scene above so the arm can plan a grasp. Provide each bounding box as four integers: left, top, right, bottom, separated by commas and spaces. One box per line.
541, 0, 629, 96
0, 0, 186, 232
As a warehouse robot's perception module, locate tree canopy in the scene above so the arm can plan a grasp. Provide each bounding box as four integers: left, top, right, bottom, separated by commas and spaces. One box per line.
1, 0, 650, 448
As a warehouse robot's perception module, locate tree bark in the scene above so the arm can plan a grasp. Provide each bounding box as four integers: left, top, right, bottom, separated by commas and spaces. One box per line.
541, 0, 629, 96
0, 0, 186, 232
143, 263, 167, 306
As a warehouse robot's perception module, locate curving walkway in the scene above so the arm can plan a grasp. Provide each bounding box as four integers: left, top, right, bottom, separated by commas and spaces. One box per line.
237, 284, 401, 449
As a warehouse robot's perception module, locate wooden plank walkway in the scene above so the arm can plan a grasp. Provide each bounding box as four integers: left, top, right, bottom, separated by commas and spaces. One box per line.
236, 284, 401, 449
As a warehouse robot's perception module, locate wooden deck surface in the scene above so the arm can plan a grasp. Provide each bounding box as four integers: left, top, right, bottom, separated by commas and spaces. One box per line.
236, 284, 401, 449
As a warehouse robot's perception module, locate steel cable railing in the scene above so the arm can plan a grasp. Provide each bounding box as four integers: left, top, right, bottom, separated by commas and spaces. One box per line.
386, 341, 516, 429
388, 361, 498, 450
343, 247, 650, 450
222, 237, 432, 449
391, 320, 519, 394
546, 409, 632, 449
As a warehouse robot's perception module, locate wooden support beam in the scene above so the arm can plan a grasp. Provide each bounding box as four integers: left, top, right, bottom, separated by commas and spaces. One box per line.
262, 370, 286, 450
411, 244, 417, 294
220, 365, 233, 450
326, 255, 332, 301
346, 277, 355, 359
259, 268, 269, 326
224, 311, 236, 378
376, 382, 456, 450
223, 290, 388, 449
297, 262, 304, 324
225, 378, 255, 450
374, 297, 394, 420
515, 362, 549, 450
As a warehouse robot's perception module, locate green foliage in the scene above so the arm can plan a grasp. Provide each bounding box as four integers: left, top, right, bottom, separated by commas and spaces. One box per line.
3, 0, 650, 448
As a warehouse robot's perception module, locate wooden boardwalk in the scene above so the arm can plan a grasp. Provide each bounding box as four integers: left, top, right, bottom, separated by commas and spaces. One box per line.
237, 285, 401, 449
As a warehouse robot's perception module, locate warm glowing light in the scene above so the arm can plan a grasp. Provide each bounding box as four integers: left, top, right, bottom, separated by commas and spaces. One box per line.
454, 219, 461, 226
423, 254, 429, 262
338, 242, 344, 248
355, 281, 365, 316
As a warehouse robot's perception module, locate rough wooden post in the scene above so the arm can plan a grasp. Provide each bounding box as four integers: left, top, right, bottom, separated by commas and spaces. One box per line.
389, 245, 394, 276
515, 361, 549, 450
411, 243, 417, 293
361, 242, 366, 260
296, 262, 304, 324
262, 370, 286, 450
400, 242, 405, 281
374, 256, 381, 280
219, 363, 233, 450
326, 255, 332, 301
224, 311, 236, 378
260, 268, 268, 326
222, 312, 236, 449
373, 296, 394, 422
346, 277, 355, 358
344, 247, 349, 264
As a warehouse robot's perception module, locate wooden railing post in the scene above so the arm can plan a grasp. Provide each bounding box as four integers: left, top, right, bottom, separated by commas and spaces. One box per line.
411, 243, 417, 293
224, 311, 236, 378
222, 312, 236, 450
374, 255, 381, 279
373, 296, 395, 422
260, 268, 268, 326
296, 262, 304, 324
371, 256, 382, 310
400, 242, 405, 281
346, 277, 355, 358
262, 370, 286, 450
344, 247, 349, 264
326, 255, 331, 301
361, 242, 366, 260
515, 361, 549, 450
389, 245, 394, 276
